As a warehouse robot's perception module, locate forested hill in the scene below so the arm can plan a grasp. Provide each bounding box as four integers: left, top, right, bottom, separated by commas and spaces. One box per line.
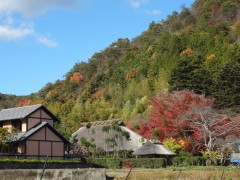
0, 93, 22, 110
3, 0, 240, 137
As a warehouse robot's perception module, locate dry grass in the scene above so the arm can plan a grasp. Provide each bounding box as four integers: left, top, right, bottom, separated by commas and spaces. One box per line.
107, 168, 240, 180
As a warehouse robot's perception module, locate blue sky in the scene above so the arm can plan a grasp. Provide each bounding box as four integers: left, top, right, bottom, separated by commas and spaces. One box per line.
0, 0, 195, 96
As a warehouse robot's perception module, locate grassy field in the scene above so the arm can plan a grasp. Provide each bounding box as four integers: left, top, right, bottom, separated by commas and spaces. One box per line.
107, 167, 240, 180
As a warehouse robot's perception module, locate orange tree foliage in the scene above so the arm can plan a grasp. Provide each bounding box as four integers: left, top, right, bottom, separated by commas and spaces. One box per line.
16, 98, 31, 107
70, 72, 84, 83
180, 48, 193, 56
138, 91, 240, 151
91, 88, 107, 98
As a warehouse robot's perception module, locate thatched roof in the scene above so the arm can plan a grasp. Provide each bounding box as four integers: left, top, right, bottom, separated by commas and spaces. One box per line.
81, 119, 124, 127
133, 140, 175, 156
72, 120, 146, 151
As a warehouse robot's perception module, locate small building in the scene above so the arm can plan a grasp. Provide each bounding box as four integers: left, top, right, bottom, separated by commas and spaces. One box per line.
0, 104, 69, 158
72, 119, 146, 152
133, 140, 175, 158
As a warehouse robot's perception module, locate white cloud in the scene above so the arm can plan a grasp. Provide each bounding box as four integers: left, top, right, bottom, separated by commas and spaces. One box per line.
0, 15, 34, 40
142, 9, 161, 15
0, 26, 33, 40
0, 0, 66, 47
37, 36, 59, 48
127, 0, 149, 8
0, 15, 59, 47
0, 0, 79, 17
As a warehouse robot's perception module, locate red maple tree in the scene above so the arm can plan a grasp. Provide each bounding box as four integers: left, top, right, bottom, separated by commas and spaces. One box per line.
138, 90, 240, 151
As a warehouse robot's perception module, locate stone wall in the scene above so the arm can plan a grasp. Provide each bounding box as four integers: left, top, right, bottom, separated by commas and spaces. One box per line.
0, 162, 92, 169
0, 169, 106, 180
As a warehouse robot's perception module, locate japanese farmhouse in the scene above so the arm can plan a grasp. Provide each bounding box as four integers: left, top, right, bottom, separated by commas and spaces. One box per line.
72, 119, 146, 152
0, 104, 69, 158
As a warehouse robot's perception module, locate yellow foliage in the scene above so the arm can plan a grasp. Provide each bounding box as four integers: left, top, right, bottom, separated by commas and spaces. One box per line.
178, 139, 186, 147
163, 137, 185, 153
151, 52, 157, 60
126, 68, 138, 80
206, 54, 216, 61
200, 149, 221, 165
147, 46, 153, 52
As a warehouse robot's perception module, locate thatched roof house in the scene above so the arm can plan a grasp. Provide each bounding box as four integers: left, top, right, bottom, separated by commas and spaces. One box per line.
72, 119, 146, 152
133, 140, 175, 157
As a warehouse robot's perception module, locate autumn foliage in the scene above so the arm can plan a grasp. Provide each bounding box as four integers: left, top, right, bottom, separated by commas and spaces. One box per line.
138, 91, 240, 151
126, 68, 138, 80
16, 98, 31, 107
180, 48, 193, 56
92, 88, 108, 98
70, 72, 84, 83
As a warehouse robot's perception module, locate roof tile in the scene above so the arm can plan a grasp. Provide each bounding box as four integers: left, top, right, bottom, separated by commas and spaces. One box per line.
0, 104, 42, 121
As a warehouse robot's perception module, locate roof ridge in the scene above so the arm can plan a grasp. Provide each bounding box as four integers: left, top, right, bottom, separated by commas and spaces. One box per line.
1, 104, 42, 111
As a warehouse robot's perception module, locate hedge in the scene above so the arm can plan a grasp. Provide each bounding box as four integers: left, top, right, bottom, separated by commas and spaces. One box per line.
87, 158, 120, 169
86, 158, 166, 169
0, 158, 90, 169
127, 158, 165, 168
0, 158, 166, 169
0, 159, 80, 163
171, 156, 206, 166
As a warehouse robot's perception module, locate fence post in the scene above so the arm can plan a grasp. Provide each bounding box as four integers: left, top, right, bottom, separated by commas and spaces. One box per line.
40, 155, 49, 180
176, 171, 182, 180
221, 170, 224, 180
125, 167, 133, 180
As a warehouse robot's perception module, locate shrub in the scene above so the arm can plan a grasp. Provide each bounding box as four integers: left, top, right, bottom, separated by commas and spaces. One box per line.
86, 158, 121, 169
86, 158, 166, 169
129, 158, 165, 168
0, 158, 85, 164
171, 155, 206, 166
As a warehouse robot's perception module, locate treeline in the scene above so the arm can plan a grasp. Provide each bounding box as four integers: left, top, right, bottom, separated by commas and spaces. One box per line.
3, 0, 240, 138
0, 93, 22, 110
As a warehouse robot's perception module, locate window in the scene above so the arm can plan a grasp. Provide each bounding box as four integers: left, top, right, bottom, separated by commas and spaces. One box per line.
12, 120, 22, 132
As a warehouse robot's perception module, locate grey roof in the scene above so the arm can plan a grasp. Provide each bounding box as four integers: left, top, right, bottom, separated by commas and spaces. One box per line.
0, 104, 42, 121
9, 121, 48, 142
133, 140, 176, 156
9, 121, 69, 143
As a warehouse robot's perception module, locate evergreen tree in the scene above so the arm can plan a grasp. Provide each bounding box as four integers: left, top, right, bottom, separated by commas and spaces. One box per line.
212, 58, 240, 111
169, 53, 212, 95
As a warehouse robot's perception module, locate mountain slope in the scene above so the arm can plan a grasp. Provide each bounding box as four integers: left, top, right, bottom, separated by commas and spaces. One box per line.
9, 0, 240, 137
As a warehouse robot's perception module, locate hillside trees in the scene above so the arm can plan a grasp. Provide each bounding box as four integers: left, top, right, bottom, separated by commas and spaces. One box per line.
211, 53, 240, 111
0, 94, 22, 109
169, 53, 212, 95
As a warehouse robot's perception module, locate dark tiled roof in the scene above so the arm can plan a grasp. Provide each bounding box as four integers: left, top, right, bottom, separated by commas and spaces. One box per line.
8, 121, 48, 142
19, 121, 48, 141
81, 119, 124, 127
0, 104, 42, 121
9, 121, 69, 143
